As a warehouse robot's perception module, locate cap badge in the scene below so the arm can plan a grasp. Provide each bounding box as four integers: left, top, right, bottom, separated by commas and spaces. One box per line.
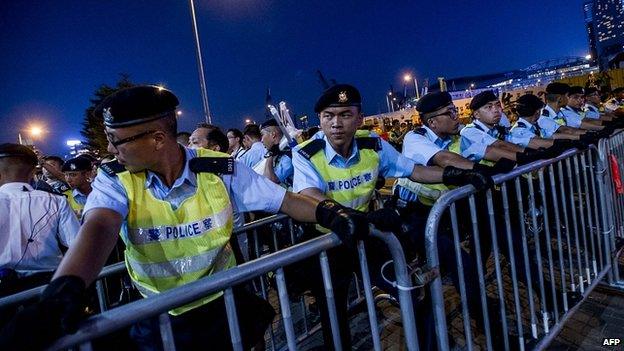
103, 107, 113, 124
70, 163, 76, 170
338, 91, 348, 103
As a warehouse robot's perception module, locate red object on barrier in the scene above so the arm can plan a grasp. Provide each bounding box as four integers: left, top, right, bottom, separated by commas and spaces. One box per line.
609, 154, 624, 195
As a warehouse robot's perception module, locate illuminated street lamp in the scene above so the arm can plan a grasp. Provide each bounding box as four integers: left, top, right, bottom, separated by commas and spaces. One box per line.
403, 73, 420, 99
244, 118, 255, 125
585, 54, 592, 60
19, 124, 45, 145
176, 110, 183, 117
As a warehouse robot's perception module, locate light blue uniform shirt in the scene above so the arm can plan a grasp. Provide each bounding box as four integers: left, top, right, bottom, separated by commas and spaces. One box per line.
291, 131, 415, 194
72, 189, 88, 206
238, 141, 266, 168
537, 105, 565, 138
499, 112, 511, 128
560, 106, 584, 128
399, 126, 455, 202
84, 147, 287, 242
584, 104, 601, 120
508, 117, 539, 147
459, 119, 500, 162
273, 153, 294, 186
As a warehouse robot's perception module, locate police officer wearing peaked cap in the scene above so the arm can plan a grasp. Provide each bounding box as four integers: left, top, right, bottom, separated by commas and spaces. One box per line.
0, 85, 374, 350
61, 156, 94, 220
291, 84, 493, 350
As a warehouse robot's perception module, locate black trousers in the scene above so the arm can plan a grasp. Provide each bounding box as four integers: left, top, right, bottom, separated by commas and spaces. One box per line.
129, 287, 275, 351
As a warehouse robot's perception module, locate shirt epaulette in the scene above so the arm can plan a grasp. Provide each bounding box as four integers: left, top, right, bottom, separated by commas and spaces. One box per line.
517, 121, 528, 128
355, 136, 382, 151
99, 160, 126, 177
189, 157, 234, 175
413, 127, 427, 136
297, 139, 325, 160
53, 182, 71, 193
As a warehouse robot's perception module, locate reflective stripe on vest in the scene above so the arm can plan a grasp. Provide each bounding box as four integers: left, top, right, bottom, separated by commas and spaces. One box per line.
117, 148, 234, 315
396, 136, 461, 207
64, 190, 84, 219
302, 131, 380, 231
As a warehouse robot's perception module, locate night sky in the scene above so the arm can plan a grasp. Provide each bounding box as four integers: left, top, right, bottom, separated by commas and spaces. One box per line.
1, 0, 589, 156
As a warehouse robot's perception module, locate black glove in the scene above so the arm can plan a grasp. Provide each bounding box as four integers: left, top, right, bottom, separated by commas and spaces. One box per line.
267, 144, 281, 157
442, 166, 493, 191
0, 275, 87, 351
515, 148, 546, 165
552, 139, 577, 151
580, 132, 600, 144
599, 125, 615, 138
473, 158, 516, 176
539, 145, 564, 160
315, 199, 371, 245
367, 207, 403, 234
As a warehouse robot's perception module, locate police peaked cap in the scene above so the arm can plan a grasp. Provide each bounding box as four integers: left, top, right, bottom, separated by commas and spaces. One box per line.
0, 143, 37, 166
515, 94, 545, 117
314, 84, 362, 113
62, 156, 92, 172
416, 91, 453, 114
568, 86, 584, 96
469, 90, 498, 111
94, 85, 180, 128
584, 87, 599, 96
546, 82, 570, 95
260, 118, 279, 130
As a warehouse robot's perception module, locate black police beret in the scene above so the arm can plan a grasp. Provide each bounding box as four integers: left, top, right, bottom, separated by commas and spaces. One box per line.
568, 86, 584, 96
613, 87, 624, 94
515, 94, 545, 117
94, 85, 179, 128
584, 87, 599, 96
314, 84, 362, 113
260, 118, 279, 129
0, 143, 38, 166
61, 156, 92, 172
416, 91, 453, 114
469, 90, 498, 111
546, 82, 570, 95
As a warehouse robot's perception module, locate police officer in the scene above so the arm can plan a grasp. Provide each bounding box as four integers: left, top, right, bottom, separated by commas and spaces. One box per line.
560, 86, 605, 131
584, 87, 607, 120
41, 155, 71, 194
539, 83, 587, 138
61, 156, 94, 220
0, 144, 79, 296
238, 124, 265, 167
0, 85, 372, 350
509, 94, 581, 149
292, 84, 492, 350
188, 123, 229, 152
259, 118, 293, 187
461, 90, 553, 165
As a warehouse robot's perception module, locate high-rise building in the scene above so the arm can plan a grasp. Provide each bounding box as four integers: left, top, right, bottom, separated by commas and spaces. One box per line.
591, 0, 624, 69
584, 1, 598, 62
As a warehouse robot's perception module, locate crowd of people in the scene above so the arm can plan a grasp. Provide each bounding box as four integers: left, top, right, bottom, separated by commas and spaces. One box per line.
0, 81, 623, 350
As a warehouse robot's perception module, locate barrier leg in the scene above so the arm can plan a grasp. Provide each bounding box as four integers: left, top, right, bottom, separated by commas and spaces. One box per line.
319, 251, 343, 351
539, 170, 561, 323
547, 165, 570, 313
224, 288, 244, 351
557, 162, 577, 293
565, 158, 585, 293
159, 313, 177, 351
275, 268, 297, 351
356, 241, 382, 351
581, 153, 599, 278
450, 203, 474, 351
588, 150, 605, 271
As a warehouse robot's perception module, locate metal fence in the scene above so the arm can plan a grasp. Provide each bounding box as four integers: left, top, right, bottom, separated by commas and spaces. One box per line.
424, 135, 624, 351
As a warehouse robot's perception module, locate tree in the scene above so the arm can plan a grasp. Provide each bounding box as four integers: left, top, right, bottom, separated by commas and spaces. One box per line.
80, 74, 135, 155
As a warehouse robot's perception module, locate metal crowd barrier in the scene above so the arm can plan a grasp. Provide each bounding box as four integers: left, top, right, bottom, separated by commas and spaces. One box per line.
424, 137, 624, 351
44, 228, 419, 351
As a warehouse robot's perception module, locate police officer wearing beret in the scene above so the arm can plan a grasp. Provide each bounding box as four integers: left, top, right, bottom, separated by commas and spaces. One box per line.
461, 90, 557, 166
0, 85, 375, 350
540, 83, 588, 138
258, 118, 293, 187
560, 86, 605, 131
605, 87, 624, 113
61, 156, 94, 219
0, 144, 80, 299
291, 84, 492, 350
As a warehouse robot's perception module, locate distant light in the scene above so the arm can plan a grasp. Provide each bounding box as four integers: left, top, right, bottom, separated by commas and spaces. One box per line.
66, 139, 81, 147
176, 110, 183, 116
403, 74, 412, 82
156, 85, 165, 91
29, 126, 43, 137
585, 54, 592, 60
388, 92, 393, 96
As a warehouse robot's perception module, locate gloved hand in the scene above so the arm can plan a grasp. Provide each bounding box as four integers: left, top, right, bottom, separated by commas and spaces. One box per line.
552, 139, 577, 152
367, 207, 403, 234
580, 131, 601, 144
0, 275, 87, 351
598, 125, 615, 138
538, 145, 564, 160
473, 158, 516, 176
515, 148, 547, 165
442, 166, 493, 191
315, 199, 371, 245
267, 144, 281, 157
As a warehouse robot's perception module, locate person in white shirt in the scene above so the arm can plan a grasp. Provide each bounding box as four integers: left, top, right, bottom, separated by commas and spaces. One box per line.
0, 144, 79, 296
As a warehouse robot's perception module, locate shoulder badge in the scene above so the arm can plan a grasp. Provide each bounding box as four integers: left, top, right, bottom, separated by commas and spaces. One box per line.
99, 160, 126, 177
541, 109, 550, 117
54, 182, 71, 193
297, 139, 325, 160
517, 121, 527, 128
355, 136, 382, 151
414, 127, 427, 136
189, 157, 234, 175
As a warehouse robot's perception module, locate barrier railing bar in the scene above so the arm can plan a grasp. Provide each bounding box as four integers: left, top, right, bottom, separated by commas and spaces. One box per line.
556, 161, 577, 294
356, 241, 382, 351
319, 250, 343, 351
224, 287, 244, 351
469, 195, 492, 351
565, 158, 586, 293
449, 203, 474, 351
538, 169, 561, 324
587, 149, 605, 271
573, 154, 592, 285
546, 164, 570, 313
274, 268, 297, 351
580, 152, 599, 278
158, 312, 176, 351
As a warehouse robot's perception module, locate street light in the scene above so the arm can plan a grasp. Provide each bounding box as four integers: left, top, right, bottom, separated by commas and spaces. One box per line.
585, 54, 592, 60
19, 124, 45, 145
403, 73, 420, 99
188, 0, 213, 124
